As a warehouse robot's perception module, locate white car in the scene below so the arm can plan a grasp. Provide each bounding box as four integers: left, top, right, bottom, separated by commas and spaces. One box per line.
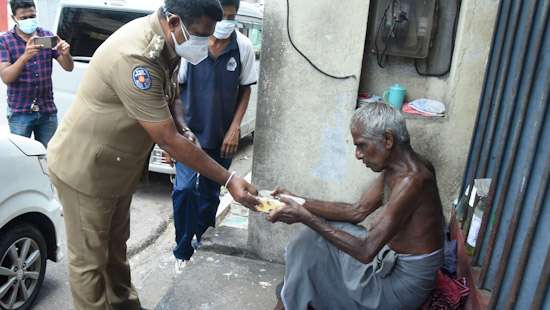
0, 133, 64, 310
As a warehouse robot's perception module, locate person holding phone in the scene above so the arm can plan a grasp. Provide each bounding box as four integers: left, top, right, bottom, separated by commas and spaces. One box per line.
0, 0, 73, 147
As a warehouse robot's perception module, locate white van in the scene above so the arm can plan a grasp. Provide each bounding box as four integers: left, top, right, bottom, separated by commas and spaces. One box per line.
50, 0, 262, 175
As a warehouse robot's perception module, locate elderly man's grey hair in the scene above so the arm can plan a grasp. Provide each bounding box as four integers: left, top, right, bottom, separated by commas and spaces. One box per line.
351, 102, 410, 144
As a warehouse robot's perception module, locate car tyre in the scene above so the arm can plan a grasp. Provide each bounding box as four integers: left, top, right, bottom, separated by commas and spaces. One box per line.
0, 223, 47, 310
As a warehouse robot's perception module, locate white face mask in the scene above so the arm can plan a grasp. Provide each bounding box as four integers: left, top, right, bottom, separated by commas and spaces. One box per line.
170, 17, 209, 65
213, 20, 237, 39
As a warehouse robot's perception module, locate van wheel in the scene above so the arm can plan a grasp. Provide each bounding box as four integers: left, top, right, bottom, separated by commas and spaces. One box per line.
0, 224, 47, 310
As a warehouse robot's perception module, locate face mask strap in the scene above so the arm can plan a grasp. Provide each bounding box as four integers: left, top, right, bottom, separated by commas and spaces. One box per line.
180, 22, 190, 41
165, 10, 190, 42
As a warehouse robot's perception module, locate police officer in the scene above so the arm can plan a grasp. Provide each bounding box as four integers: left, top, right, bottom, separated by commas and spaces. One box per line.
47, 0, 259, 309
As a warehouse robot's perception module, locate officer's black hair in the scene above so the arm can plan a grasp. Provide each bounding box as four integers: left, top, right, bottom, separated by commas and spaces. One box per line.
219, 0, 240, 12
164, 0, 223, 26
9, 0, 35, 15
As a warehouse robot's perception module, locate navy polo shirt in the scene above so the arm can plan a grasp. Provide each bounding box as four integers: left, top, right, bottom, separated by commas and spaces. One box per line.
179, 31, 257, 149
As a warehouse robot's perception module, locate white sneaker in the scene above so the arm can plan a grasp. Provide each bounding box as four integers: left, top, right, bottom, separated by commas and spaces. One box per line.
174, 258, 192, 274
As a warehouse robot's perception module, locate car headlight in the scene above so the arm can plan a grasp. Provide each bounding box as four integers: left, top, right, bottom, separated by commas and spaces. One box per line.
38, 155, 49, 176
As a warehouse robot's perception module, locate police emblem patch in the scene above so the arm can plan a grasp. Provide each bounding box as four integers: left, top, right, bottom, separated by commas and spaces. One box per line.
132, 67, 152, 90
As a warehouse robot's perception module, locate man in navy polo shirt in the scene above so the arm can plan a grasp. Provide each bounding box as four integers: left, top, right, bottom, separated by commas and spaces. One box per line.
172, 0, 257, 271
0, 0, 73, 147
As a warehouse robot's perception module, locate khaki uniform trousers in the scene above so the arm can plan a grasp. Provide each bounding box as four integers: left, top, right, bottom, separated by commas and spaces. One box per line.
50, 173, 141, 310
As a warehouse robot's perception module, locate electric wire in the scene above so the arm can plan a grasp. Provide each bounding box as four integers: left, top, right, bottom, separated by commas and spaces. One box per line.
286, 0, 356, 80
375, 0, 403, 68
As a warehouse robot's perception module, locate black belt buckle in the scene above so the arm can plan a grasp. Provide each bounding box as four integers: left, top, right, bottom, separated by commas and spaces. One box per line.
31, 103, 40, 112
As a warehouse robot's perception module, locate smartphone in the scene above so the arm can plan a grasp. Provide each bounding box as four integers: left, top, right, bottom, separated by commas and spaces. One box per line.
33, 36, 58, 49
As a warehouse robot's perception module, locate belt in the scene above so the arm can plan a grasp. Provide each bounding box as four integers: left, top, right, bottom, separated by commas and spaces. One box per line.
30, 100, 40, 112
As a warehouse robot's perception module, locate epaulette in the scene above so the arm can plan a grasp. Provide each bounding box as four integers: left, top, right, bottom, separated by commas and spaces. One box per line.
144, 34, 165, 60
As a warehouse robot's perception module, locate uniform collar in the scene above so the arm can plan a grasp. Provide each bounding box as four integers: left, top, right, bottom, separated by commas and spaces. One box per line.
149, 10, 179, 67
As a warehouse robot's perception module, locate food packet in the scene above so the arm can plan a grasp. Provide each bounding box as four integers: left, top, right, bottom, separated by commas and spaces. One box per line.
256, 197, 285, 213
255, 190, 306, 213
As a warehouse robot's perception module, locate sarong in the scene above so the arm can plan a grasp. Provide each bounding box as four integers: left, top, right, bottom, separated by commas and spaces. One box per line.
281, 222, 443, 310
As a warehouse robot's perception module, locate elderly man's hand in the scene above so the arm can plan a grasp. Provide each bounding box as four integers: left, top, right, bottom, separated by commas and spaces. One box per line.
227, 175, 260, 211
271, 186, 297, 198
267, 196, 311, 224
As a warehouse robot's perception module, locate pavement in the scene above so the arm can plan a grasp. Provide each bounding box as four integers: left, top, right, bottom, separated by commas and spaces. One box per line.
154, 225, 284, 310
155, 251, 284, 310
128, 173, 174, 258
129, 200, 285, 310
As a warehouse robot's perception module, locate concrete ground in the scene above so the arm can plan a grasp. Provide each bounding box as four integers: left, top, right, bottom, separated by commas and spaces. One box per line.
131, 222, 284, 310
155, 251, 283, 310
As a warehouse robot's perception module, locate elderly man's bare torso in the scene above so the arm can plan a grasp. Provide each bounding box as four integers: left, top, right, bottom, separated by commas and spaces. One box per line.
383, 158, 444, 255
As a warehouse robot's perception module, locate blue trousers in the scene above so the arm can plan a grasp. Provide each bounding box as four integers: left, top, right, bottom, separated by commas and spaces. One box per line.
172, 148, 232, 260
8, 112, 57, 147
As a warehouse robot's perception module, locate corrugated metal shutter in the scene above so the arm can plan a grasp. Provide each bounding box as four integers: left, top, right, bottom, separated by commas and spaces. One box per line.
460, 0, 549, 308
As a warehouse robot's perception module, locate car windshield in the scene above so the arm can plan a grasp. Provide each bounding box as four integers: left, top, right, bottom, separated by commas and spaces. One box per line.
57, 7, 148, 62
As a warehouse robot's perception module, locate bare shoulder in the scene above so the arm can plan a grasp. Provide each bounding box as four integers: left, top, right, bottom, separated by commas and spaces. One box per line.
399, 156, 437, 189
416, 154, 437, 179
408, 156, 443, 211
386, 159, 438, 208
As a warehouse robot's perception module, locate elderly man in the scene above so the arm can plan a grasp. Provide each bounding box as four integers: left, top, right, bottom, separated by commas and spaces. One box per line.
268, 102, 445, 310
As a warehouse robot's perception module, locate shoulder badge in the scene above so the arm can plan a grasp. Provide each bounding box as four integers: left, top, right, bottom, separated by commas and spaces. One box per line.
132, 67, 152, 90
145, 34, 165, 60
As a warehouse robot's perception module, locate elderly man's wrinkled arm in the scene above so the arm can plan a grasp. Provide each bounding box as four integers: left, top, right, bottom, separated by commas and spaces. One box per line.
272, 175, 384, 224
269, 176, 421, 264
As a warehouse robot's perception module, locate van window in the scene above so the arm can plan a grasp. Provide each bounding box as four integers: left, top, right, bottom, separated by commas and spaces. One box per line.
57, 7, 147, 61
238, 21, 262, 58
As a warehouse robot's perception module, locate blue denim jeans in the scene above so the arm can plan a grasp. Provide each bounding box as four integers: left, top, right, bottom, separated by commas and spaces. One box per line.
172, 148, 232, 260
8, 112, 58, 147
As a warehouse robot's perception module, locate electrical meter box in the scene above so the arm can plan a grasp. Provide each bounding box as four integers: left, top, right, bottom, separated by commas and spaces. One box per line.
371, 0, 437, 59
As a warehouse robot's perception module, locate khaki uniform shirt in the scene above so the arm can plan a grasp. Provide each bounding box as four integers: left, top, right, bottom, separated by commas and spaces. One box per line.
48, 12, 179, 198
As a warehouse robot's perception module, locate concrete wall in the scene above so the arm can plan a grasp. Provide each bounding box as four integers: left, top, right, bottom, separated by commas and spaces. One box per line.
248, 0, 371, 262
360, 0, 500, 212
249, 0, 500, 262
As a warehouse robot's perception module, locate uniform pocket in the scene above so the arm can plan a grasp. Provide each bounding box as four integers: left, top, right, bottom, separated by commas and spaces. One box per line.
96, 144, 142, 168
93, 144, 146, 196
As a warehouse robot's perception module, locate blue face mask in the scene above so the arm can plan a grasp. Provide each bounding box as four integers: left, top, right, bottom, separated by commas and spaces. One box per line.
16, 17, 38, 35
